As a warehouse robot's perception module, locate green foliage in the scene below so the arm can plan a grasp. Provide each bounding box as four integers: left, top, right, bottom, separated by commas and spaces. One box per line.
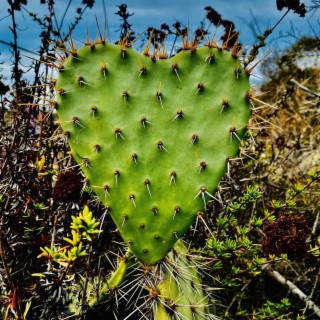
38, 206, 101, 267
38, 242, 86, 266
205, 186, 270, 291
202, 174, 318, 317
206, 227, 263, 287
70, 205, 102, 241
309, 236, 320, 257
236, 298, 301, 319
228, 185, 262, 213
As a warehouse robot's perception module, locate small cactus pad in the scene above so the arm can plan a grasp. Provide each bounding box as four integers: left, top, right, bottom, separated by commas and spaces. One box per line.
55, 43, 250, 265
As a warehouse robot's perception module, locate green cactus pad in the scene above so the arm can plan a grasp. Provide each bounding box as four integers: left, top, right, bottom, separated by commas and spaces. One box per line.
55, 43, 250, 265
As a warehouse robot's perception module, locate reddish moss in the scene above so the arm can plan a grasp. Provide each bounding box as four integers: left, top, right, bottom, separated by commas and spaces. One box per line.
52, 170, 83, 203
262, 213, 310, 260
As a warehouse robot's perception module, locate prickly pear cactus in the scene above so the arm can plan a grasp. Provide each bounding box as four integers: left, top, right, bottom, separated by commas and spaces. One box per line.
55, 41, 250, 265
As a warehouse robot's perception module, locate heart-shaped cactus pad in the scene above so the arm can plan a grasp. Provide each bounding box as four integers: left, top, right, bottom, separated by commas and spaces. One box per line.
55, 42, 251, 265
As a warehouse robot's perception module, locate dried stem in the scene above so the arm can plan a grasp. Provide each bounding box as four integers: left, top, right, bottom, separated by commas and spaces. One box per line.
263, 265, 320, 317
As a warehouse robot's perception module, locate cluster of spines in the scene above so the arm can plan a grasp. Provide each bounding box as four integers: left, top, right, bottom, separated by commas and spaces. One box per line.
90, 241, 214, 320
46, 16, 265, 77
22, 19, 266, 121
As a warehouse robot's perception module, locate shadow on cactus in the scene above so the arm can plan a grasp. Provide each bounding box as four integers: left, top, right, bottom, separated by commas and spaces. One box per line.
51, 19, 255, 319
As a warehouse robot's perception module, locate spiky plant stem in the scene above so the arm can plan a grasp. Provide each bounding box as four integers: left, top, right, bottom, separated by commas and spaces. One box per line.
154, 240, 210, 320
88, 251, 136, 307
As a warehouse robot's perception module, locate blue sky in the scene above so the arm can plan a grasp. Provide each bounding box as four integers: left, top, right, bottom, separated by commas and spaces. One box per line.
0, 0, 318, 81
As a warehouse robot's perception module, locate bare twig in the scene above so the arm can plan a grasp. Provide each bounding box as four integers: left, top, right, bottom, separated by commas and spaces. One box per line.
80, 246, 92, 320
0, 222, 22, 318
311, 210, 320, 235
263, 265, 320, 317
225, 280, 252, 315
303, 270, 320, 315
0, 227, 15, 290
290, 78, 320, 98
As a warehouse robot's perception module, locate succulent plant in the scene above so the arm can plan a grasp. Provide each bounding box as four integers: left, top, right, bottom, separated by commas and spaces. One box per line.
55, 35, 251, 266
51, 24, 255, 319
